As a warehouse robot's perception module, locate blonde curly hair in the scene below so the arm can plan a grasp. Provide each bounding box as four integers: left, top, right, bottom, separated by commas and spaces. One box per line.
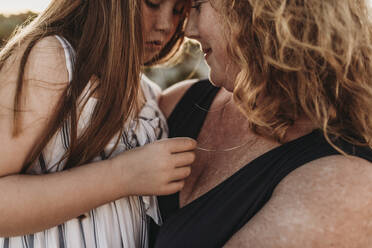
214, 0, 372, 149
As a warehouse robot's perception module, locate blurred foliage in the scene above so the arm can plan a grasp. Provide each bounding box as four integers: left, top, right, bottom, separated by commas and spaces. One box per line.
145, 41, 209, 89
0, 12, 37, 47
0, 12, 209, 88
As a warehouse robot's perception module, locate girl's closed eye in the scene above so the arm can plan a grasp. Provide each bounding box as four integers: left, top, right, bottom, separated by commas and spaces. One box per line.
145, 0, 185, 15
145, 0, 161, 8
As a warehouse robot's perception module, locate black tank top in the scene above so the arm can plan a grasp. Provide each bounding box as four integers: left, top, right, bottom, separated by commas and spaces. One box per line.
152, 80, 372, 248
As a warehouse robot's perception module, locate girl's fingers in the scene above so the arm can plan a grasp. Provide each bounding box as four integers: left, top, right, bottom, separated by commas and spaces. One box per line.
165, 137, 197, 153
171, 152, 196, 168
163, 180, 186, 195
171, 166, 192, 181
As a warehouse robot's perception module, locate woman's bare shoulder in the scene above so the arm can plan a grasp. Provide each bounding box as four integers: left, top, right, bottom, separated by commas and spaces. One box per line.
159, 79, 199, 118
225, 155, 372, 248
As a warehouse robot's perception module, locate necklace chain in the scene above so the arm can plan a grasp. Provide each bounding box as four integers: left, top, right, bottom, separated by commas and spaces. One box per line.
183, 97, 252, 152
196, 139, 253, 152
194, 97, 233, 113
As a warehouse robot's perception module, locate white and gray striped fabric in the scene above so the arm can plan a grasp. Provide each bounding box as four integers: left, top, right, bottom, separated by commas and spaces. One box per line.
0, 36, 168, 248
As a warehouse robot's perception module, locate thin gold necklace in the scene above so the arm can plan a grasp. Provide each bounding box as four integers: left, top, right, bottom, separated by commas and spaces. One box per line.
194, 97, 233, 113
192, 98, 254, 152
196, 139, 254, 152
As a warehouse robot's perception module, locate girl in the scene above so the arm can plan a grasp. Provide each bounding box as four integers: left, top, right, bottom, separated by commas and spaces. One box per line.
0, 0, 194, 247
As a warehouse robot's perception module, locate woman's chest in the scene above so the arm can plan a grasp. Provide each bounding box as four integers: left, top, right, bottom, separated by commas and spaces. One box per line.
179, 126, 278, 207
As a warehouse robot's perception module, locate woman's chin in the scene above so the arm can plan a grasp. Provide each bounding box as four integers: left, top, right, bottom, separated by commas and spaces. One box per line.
209, 73, 234, 92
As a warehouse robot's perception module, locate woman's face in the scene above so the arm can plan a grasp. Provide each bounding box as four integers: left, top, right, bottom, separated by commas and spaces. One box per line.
185, 0, 240, 91
141, 0, 186, 62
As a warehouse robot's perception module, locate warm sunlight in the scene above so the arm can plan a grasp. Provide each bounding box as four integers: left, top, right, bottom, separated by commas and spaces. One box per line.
0, 0, 51, 15
1, 0, 372, 15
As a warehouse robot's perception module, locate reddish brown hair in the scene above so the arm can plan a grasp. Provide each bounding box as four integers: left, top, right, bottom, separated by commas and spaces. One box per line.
215, 0, 372, 149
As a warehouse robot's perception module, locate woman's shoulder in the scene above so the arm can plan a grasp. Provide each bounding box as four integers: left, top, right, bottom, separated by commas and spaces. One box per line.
141, 74, 164, 102
273, 154, 372, 216
225, 154, 372, 247
159, 79, 199, 118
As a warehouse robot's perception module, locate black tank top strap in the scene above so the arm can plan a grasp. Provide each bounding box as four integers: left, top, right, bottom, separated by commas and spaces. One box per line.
160, 79, 219, 219
149, 80, 219, 247
152, 80, 372, 248
167, 79, 220, 139
153, 130, 372, 248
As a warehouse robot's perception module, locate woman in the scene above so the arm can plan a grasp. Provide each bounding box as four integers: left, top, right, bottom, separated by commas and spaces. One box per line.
155, 0, 372, 247
0, 0, 195, 247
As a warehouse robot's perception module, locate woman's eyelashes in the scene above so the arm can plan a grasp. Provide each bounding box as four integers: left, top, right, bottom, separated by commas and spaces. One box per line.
144, 0, 185, 15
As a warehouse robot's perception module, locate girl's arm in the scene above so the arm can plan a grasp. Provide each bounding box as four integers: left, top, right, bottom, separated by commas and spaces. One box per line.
0, 36, 195, 236
0, 138, 195, 237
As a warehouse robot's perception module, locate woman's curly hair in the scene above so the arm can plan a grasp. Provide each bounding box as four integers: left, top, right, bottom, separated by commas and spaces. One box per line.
215, 0, 372, 149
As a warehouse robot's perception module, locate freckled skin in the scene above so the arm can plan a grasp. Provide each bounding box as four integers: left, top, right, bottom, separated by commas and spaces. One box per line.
224, 155, 372, 248
176, 1, 372, 247
141, 0, 184, 62
161, 72, 372, 248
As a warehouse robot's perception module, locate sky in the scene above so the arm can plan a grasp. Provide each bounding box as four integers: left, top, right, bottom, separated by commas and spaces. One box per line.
1, 0, 372, 15
0, 0, 51, 15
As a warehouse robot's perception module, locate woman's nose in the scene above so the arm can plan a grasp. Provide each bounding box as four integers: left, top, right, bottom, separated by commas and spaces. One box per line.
185, 10, 199, 39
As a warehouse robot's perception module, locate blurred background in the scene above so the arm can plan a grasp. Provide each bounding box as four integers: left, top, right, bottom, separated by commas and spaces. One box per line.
0, 0, 209, 89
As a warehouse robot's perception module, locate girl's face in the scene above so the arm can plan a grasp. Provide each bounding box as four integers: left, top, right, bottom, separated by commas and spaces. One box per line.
141, 0, 186, 62
185, 0, 240, 91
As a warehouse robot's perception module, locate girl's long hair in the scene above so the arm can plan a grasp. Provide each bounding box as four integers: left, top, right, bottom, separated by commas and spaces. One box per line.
0, 0, 187, 172
217, 0, 372, 149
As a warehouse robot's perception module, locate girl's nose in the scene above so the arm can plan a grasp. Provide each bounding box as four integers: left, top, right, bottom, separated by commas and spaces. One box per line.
154, 9, 175, 35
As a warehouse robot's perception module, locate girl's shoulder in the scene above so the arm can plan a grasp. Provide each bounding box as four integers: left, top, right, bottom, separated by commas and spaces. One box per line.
1, 35, 70, 88
25, 36, 70, 86
0, 36, 70, 176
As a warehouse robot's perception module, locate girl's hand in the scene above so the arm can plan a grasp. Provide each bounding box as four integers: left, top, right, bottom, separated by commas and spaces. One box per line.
111, 137, 197, 196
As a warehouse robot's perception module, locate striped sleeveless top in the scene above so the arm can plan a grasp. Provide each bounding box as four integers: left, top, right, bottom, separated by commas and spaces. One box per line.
0, 36, 167, 248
